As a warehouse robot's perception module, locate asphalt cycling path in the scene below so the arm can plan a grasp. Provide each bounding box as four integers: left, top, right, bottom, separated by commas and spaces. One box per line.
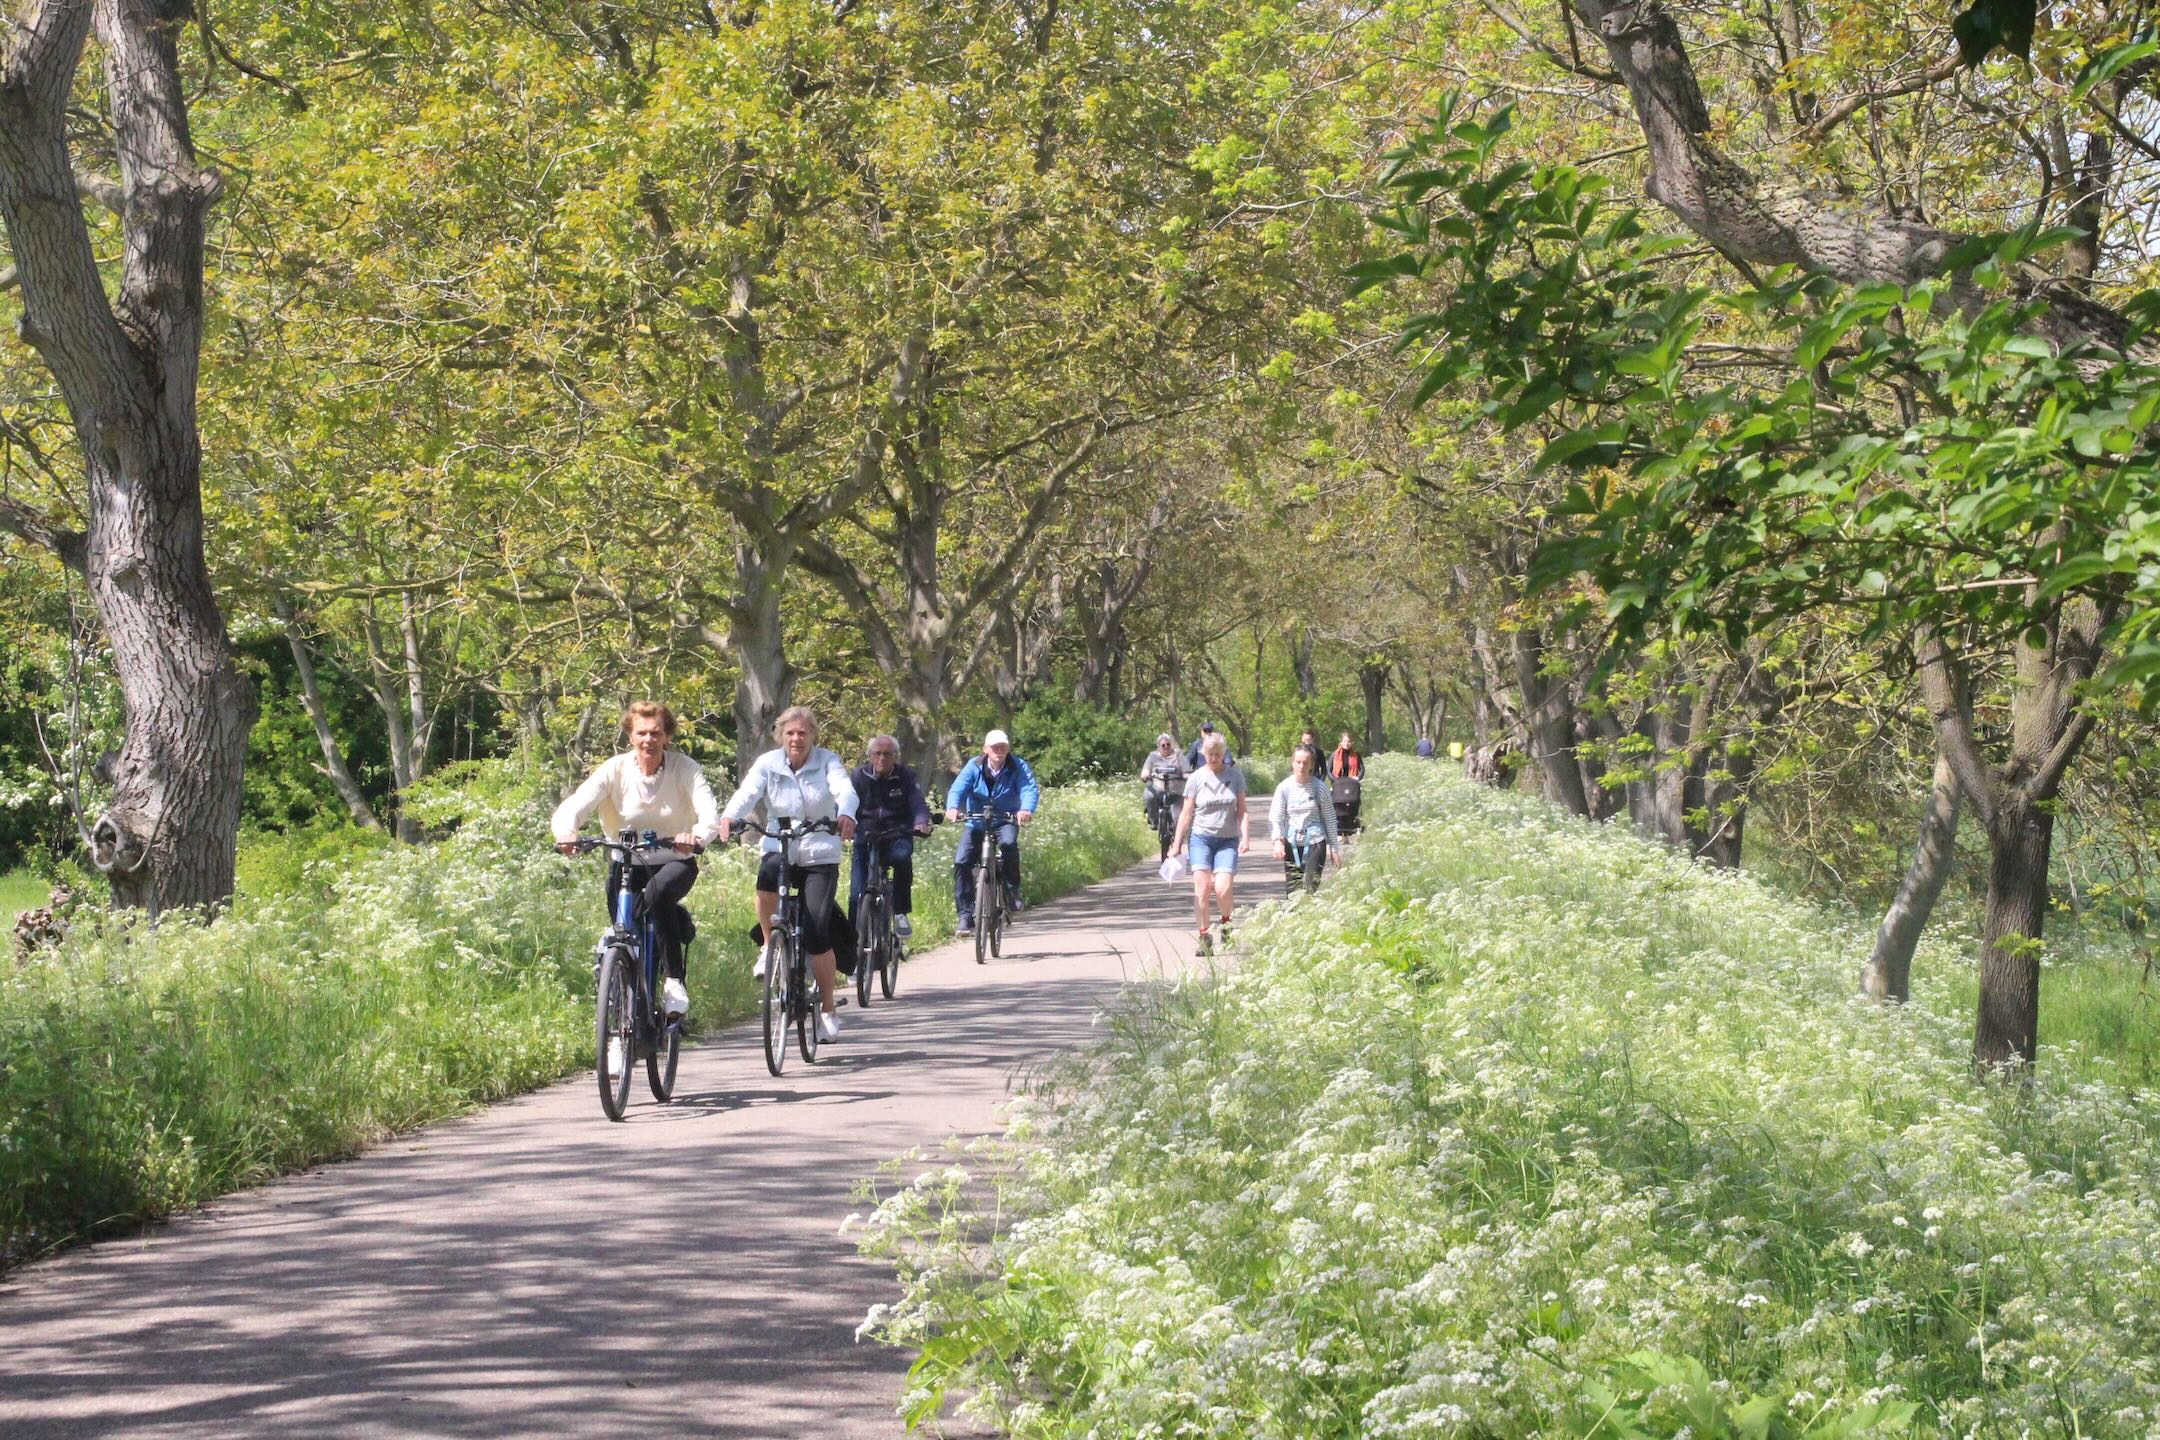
0, 810, 1289, 1439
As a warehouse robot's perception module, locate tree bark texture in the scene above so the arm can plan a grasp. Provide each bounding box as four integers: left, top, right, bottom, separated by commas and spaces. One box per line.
1509, 626, 1591, 816
1862, 747, 1961, 1003
0, 0, 256, 912
1359, 659, 1388, 755
1918, 601, 2105, 1070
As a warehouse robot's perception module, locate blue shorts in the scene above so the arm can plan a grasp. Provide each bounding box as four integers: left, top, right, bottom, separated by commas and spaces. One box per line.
1190, 833, 1239, 874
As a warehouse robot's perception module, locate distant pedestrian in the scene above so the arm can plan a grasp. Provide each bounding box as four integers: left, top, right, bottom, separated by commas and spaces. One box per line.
1415, 735, 1434, 759
1171, 733, 1248, 957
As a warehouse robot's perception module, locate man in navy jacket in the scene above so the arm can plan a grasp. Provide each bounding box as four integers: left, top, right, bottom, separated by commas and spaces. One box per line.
850, 734, 933, 938
944, 729, 1040, 935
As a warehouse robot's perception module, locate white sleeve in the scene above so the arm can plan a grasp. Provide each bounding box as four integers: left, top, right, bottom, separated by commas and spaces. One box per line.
551, 758, 613, 843
722, 757, 765, 824
828, 750, 859, 819
688, 760, 723, 844
1268, 782, 1289, 840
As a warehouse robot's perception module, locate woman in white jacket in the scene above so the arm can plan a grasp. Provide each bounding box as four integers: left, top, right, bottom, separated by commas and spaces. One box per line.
719, 706, 858, 1042
552, 701, 723, 1025
1270, 743, 1340, 893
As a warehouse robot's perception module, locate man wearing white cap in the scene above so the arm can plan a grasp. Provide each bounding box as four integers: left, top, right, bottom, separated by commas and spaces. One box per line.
944, 729, 1040, 935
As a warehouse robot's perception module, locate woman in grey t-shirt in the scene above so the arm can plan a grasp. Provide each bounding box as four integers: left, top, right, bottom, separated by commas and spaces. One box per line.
1170, 732, 1248, 956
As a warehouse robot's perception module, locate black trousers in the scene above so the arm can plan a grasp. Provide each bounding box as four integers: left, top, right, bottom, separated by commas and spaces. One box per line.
606, 858, 698, 981
756, 854, 840, 954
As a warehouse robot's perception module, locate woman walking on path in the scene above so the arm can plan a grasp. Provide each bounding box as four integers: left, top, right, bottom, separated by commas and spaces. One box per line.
718, 707, 858, 1042
1271, 743, 1340, 892
1171, 732, 1248, 956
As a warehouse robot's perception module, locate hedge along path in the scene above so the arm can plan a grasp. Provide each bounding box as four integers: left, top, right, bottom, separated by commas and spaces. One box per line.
0, 805, 1290, 1439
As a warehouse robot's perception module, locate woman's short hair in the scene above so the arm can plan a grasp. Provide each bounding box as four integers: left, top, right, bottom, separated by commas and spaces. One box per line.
773, 705, 819, 741
622, 701, 678, 739
1201, 733, 1229, 758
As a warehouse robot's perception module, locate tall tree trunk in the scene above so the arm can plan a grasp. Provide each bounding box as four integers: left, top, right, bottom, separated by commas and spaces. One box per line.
1863, 748, 1961, 1003
726, 540, 796, 780
1973, 798, 2054, 1068
1919, 602, 2105, 1073
1359, 658, 1387, 754
0, 0, 255, 912
1292, 626, 1319, 700
279, 606, 381, 830
1509, 628, 1591, 816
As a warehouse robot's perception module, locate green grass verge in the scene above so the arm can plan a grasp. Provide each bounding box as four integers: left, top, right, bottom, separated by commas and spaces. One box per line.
0, 767, 1151, 1267
860, 756, 2160, 1439
0, 867, 47, 919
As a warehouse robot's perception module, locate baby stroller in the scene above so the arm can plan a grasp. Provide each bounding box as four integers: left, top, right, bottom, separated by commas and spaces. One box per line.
1331, 773, 1362, 835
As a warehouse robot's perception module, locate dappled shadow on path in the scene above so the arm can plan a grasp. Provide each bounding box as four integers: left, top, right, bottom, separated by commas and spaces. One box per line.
0, 837, 1283, 1439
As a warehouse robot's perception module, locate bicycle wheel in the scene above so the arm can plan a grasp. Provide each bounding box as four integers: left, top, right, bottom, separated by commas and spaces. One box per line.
596, 945, 635, 1122
796, 948, 821, 1064
974, 863, 994, 965
881, 917, 901, 1001
646, 988, 680, 1102
761, 930, 791, 1077
856, 892, 878, 1009
989, 890, 1003, 958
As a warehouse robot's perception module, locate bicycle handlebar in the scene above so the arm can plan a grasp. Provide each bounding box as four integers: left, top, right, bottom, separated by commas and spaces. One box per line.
955, 808, 1022, 823
854, 823, 929, 844
561, 830, 706, 858
737, 816, 841, 841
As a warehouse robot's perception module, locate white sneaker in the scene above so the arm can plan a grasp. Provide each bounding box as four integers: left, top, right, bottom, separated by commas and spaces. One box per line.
606, 1037, 625, 1079
894, 914, 913, 939
818, 1011, 841, 1042
662, 978, 689, 1019
752, 950, 769, 981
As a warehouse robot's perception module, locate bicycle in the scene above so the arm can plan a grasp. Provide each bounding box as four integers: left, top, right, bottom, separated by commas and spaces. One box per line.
744, 816, 838, 1076
958, 808, 1021, 965
563, 829, 701, 1122
852, 825, 916, 1007
1146, 779, 1182, 861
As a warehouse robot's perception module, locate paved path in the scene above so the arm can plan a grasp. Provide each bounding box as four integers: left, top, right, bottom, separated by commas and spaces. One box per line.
0, 818, 1288, 1438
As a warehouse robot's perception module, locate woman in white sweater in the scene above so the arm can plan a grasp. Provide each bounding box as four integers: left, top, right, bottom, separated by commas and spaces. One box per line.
718, 706, 858, 1042
1270, 743, 1340, 892
551, 701, 723, 1025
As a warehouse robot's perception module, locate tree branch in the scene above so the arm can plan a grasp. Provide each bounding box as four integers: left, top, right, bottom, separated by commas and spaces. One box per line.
1798, 51, 1962, 144
0, 493, 87, 571
1916, 632, 1996, 828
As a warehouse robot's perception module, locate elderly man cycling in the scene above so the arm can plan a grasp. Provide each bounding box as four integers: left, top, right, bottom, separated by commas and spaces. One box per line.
945, 729, 1039, 937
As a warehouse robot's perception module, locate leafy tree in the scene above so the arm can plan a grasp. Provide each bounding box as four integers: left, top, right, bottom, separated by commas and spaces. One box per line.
0, 0, 257, 910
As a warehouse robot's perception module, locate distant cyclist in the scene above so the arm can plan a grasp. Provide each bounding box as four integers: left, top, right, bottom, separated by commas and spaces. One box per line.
850, 734, 932, 940
945, 729, 1039, 936
551, 701, 722, 1022
1185, 721, 1235, 771
718, 706, 858, 1043
1139, 733, 1188, 834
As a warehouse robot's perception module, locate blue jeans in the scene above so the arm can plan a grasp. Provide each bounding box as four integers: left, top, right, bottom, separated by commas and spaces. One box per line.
850, 834, 915, 926
1190, 832, 1240, 874
953, 821, 1020, 921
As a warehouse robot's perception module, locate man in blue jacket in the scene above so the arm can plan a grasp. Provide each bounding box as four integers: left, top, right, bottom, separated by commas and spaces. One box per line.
944, 729, 1040, 936
850, 734, 934, 939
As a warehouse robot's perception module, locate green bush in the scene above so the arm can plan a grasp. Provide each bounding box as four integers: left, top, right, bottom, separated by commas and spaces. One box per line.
1004, 695, 1163, 786
0, 762, 1153, 1266
861, 757, 2160, 1438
